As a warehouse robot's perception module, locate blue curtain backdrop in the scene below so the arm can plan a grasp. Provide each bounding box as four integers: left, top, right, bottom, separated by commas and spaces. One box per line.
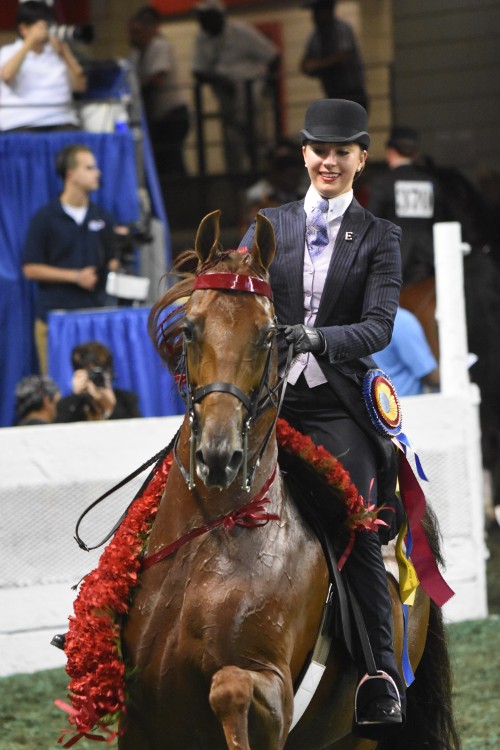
48, 307, 184, 418
0, 129, 170, 427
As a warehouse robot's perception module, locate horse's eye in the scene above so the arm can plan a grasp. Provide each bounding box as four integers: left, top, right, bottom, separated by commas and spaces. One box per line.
183, 323, 194, 343
261, 328, 276, 349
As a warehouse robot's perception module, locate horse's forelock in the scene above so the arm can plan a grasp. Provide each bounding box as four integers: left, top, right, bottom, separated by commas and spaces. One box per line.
149, 248, 269, 372
197, 248, 267, 279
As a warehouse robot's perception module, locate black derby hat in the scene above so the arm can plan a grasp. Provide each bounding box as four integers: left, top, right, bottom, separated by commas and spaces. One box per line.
301, 99, 370, 149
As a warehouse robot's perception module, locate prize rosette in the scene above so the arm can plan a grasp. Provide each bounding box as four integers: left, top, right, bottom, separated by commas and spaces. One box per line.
362, 369, 402, 437
362, 370, 454, 608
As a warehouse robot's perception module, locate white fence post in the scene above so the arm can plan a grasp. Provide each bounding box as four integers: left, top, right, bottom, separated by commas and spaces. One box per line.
423, 221, 488, 622
433, 221, 471, 396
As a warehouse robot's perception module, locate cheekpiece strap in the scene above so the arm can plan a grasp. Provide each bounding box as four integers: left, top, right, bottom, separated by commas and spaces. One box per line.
194, 272, 273, 300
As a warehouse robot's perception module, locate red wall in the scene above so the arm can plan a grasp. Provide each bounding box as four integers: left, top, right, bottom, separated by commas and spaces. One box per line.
0, 0, 90, 30
152, 0, 272, 15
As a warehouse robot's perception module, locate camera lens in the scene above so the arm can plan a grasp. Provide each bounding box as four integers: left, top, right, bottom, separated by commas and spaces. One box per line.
48, 24, 94, 45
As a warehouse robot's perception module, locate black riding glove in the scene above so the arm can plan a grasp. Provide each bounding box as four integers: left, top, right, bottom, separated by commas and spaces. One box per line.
283, 324, 327, 355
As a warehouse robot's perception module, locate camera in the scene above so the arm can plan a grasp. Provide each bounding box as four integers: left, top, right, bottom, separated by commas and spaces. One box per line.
48, 24, 94, 45
87, 367, 107, 388
112, 223, 153, 274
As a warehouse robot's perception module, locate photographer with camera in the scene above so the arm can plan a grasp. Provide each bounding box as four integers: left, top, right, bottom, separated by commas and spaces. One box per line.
56, 341, 142, 422
0, 1, 87, 132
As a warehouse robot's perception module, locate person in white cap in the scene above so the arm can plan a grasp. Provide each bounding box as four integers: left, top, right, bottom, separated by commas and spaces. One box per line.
192, 0, 280, 173
240, 98, 405, 739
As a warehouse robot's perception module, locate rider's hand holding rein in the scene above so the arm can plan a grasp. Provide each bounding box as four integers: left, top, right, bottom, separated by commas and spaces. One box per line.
283, 324, 326, 355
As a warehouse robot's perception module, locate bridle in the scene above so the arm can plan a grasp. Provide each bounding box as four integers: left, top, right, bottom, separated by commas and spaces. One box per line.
174, 271, 293, 492
72, 270, 292, 554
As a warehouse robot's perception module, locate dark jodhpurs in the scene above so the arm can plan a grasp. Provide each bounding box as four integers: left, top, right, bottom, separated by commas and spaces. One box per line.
281, 376, 405, 711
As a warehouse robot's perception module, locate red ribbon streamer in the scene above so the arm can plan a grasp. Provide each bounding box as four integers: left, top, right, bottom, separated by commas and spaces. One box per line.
397, 453, 455, 607
142, 466, 279, 570
55, 700, 116, 747
337, 530, 355, 571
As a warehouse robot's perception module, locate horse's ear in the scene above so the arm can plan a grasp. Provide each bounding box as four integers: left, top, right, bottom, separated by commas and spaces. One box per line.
250, 214, 276, 271
195, 210, 222, 265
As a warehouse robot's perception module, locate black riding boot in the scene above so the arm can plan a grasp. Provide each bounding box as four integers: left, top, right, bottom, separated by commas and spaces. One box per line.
343, 528, 405, 738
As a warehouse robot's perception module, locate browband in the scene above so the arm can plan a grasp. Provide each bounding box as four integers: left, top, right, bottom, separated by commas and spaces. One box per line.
193, 272, 273, 300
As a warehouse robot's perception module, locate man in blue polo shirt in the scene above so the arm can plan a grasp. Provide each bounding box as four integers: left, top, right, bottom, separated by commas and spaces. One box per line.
373, 306, 439, 396
22, 144, 121, 373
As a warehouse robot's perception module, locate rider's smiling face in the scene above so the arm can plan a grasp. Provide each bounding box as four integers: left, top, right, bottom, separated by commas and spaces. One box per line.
302, 142, 366, 199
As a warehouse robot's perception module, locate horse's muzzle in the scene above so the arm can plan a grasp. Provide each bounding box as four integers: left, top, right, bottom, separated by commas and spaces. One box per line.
196, 441, 243, 489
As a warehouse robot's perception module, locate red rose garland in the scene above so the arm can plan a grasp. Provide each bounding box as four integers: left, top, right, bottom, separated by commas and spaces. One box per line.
59, 456, 172, 746
58, 420, 384, 746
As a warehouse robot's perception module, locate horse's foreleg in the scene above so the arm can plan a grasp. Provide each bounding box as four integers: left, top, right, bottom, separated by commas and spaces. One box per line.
209, 665, 291, 750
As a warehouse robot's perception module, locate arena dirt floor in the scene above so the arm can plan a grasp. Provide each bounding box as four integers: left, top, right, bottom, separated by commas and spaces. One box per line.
1, 524, 499, 750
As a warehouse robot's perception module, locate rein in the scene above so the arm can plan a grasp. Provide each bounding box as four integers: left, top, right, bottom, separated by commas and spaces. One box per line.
73, 438, 176, 552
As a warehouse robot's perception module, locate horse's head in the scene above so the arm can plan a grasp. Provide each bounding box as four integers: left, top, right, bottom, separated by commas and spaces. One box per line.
182, 210, 277, 490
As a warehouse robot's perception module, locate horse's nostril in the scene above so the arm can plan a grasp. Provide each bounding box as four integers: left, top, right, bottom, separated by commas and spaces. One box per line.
195, 448, 206, 467
227, 450, 243, 473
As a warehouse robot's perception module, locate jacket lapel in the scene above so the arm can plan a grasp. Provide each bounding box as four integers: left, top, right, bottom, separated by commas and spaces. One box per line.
272, 201, 306, 322
316, 199, 371, 324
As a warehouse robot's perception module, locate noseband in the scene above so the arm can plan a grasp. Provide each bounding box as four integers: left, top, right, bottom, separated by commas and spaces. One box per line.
175, 271, 292, 491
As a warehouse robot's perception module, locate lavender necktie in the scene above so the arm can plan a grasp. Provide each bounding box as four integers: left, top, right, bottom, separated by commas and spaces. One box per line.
306, 198, 330, 259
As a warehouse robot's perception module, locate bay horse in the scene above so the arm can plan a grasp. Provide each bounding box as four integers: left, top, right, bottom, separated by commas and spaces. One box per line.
120, 211, 459, 750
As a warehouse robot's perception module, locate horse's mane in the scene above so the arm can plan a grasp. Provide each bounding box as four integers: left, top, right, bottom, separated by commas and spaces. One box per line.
148, 246, 269, 375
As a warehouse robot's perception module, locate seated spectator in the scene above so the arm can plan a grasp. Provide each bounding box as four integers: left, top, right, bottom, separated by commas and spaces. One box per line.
0, 1, 86, 132
373, 307, 439, 397
15, 374, 61, 426
56, 341, 142, 422
128, 5, 190, 176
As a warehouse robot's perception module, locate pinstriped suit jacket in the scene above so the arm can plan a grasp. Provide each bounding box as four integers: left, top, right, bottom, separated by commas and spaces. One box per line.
240, 197, 402, 499
240, 197, 402, 388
